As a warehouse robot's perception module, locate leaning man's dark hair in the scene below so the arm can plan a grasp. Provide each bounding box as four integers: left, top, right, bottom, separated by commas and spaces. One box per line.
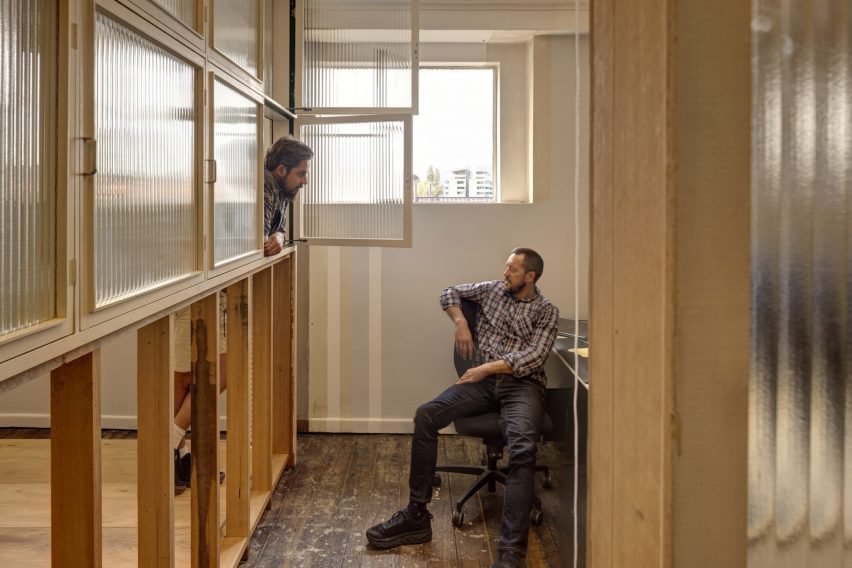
511, 247, 544, 282
265, 136, 314, 172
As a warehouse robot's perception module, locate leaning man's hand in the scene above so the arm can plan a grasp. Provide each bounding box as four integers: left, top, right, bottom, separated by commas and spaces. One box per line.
263, 236, 283, 256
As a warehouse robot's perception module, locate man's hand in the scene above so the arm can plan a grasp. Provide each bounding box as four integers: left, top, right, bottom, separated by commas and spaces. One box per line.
456, 364, 490, 385
263, 233, 284, 256
454, 322, 474, 360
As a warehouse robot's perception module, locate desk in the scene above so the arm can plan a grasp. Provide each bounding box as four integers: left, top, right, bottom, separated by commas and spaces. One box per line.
543, 320, 589, 459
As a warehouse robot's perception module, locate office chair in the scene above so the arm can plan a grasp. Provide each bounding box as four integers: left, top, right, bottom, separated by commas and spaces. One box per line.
433, 299, 553, 527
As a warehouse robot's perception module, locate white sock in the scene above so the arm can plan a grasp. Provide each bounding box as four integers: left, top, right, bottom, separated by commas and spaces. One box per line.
173, 425, 186, 451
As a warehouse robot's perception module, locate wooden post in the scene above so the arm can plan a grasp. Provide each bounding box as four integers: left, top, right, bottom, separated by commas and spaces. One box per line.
191, 294, 220, 568
137, 315, 176, 568
50, 351, 102, 568
271, 257, 294, 461
251, 269, 273, 492
225, 280, 250, 537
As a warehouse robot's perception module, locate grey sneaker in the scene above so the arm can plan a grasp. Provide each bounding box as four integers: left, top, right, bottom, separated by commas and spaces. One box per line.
366, 508, 433, 549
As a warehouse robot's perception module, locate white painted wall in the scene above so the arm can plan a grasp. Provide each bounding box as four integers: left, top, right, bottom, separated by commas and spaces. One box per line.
306, 35, 590, 433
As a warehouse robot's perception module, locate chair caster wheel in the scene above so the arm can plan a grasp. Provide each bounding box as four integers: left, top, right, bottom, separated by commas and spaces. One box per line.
432, 474, 442, 487
543, 474, 553, 489
452, 510, 465, 527
530, 509, 544, 526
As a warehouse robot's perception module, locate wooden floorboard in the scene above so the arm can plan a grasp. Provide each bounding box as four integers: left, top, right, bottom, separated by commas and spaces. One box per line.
0, 430, 579, 567
246, 434, 577, 568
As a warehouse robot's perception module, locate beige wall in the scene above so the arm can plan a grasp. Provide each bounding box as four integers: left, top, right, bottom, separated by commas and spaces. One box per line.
305, 35, 590, 432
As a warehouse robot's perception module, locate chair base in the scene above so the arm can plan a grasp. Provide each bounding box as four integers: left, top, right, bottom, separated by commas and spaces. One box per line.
434, 442, 551, 527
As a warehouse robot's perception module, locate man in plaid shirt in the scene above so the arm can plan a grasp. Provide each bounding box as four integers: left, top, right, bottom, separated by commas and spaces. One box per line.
367, 248, 559, 567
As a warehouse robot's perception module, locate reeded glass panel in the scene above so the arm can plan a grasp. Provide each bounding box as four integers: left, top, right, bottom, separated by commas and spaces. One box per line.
151, 0, 195, 30
303, 0, 413, 110
749, 0, 850, 565
214, 0, 258, 77
300, 119, 405, 240
213, 79, 258, 265
263, 0, 272, 95
94, 12, 197, 308
0, 0, 57, 336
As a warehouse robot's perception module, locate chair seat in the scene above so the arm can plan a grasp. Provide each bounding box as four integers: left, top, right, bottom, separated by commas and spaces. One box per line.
454, 412, 554, 439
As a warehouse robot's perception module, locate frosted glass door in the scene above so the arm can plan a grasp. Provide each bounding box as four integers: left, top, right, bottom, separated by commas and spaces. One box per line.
0, 0, 58, 336
299, 117, 410, 244
213, 78, 259, 265
301, 0, 417, 112
214, 0, 258, 77
94, 11, 197, 308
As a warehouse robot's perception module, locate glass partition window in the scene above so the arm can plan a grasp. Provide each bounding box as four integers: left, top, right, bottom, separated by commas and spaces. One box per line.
94, 12, 197, 308
300, 118, 407, 241
213, 79, 258, 265
303, 0, 414, 110
750, 0, 851, 563
0, 0, 58, 336
151, 0, 196, 30
214, 0, 258, 76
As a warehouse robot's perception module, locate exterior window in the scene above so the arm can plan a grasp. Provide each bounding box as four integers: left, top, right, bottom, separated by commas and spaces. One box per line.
413, 67, 496, 203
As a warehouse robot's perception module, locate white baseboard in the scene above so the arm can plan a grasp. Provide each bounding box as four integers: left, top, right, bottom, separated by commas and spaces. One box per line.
306, 417, 456, 435
0, 413, 229, 431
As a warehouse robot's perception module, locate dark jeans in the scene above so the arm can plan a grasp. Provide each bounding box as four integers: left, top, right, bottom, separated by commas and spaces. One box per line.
409, 375, 545, 555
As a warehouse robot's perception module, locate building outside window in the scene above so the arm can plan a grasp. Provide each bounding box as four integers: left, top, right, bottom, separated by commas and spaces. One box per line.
412, 66, 497, 203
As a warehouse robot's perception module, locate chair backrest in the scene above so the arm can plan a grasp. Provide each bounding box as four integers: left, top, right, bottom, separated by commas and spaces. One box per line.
453, 299, 480, 377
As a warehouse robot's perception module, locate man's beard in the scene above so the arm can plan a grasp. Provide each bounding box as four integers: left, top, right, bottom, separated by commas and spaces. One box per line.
505, 279, 524, 294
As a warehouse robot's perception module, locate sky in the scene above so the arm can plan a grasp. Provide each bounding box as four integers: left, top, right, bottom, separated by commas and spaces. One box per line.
413, 68, 495, 178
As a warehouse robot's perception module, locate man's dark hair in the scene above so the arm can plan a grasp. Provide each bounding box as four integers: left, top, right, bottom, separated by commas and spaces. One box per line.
264, 136, 314, 172
511, 247, 544, 282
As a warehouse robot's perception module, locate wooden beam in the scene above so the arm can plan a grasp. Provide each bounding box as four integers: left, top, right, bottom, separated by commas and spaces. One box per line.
191, 294, 220, 568
251, 269, 273, 492
589, 0, 673, 566
225, 280, 251, 537
271, 257, 294, 460
137, 315, 176, 568
50, 351, 102, 568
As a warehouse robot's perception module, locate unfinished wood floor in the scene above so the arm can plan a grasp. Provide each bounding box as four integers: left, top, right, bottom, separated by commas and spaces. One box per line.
0, 430, 582, 567
243, 433, 581, 568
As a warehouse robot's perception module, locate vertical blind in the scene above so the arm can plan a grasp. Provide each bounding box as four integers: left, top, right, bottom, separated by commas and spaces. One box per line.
94, 12, 197, 308
300, 118, 406, 241
213, 78, 258, 265
302, 0, 414, 110
214, 0, 258, 77
0, 0, 58, 337
750, 0, 850, 565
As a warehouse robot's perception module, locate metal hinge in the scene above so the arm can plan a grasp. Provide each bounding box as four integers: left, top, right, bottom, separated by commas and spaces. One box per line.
71, 23, 78, 50
69, 259, 77, 286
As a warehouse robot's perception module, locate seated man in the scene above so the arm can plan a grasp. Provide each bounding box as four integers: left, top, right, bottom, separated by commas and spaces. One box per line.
366, 247, 559, 568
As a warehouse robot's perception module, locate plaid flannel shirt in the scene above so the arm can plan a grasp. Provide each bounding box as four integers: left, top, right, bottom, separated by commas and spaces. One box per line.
264, 170, 290, 239
440, 280, 559, 387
